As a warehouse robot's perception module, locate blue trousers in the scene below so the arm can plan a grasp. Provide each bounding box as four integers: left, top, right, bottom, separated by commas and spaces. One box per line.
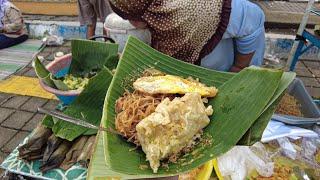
0, 34, 28, 49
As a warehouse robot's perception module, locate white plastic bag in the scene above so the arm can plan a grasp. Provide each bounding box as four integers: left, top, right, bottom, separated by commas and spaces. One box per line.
217, 143, 274, 180
261, 120, 318, 143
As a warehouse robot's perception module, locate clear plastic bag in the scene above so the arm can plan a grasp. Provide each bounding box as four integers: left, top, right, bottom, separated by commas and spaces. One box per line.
277, 137, 297, 160
217, 143, 274, 180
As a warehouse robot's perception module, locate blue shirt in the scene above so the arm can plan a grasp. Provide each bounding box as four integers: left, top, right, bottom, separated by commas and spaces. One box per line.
201, 0, 266, 71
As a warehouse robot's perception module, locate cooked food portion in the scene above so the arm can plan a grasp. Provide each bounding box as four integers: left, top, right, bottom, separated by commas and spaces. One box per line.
136, 93, 213, 173
133, 75, 218, 97
115, 91, 172, 145
114, 70, 217, 173
276, 93, 303, 117
63, 74, 89, 90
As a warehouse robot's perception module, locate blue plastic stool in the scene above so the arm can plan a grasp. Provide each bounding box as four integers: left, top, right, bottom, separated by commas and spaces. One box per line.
289, 30, 320, 71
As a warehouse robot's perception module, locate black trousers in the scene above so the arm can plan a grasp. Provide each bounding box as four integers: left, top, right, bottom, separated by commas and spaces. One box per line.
0, 34, 28, 49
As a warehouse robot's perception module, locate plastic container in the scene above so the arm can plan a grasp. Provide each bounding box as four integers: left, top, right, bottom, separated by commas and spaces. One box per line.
272, 78, 320, 125
39, 54, 81, 105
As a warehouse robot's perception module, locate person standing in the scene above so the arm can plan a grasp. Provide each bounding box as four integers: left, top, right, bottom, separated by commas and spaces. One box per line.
78, 0, 112, 39
0, 0, 28, 49
108, 0, 265, 72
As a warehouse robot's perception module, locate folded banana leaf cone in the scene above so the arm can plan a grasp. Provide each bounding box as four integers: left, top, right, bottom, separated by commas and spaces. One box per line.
87, 36, 296, 178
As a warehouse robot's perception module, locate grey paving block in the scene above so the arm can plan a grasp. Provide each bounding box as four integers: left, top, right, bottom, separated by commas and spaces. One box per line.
257, 1, 320, 25
22, 113, 44, 131
23, 68, 37, 77
37, 50, 51, 62
295, 66, 312, 77
303, 61, 320, 78
2, 131, 29, 154
40, 46, 59, 54
43, 100, 59, 111
309, 68, 320, 78
20, 97, 48, 112
2, 96, 30, 109
0, 127, 17, 148
298, 77, 320, 87
0, 93, 12, 105
42, 60, 51, 66
0, 108, 15, 124
1, 111, 34, 129
303, 61, 320, 69
14, 67, 30, 76
296, 61, 306, 69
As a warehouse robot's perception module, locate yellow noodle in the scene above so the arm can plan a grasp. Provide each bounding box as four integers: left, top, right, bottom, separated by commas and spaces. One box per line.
115, 90, 171, 145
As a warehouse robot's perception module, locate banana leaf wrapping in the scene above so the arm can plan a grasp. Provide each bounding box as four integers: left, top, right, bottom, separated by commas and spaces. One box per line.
93, 36, 295, 178
60, 136, 89, 170
40, 39, 118, 141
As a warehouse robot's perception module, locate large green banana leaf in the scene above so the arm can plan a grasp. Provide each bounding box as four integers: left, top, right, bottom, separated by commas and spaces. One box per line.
239, 72, 296, 145
70, 39, 119, 76
96, 36, 295, 177
42, 68, 113, 141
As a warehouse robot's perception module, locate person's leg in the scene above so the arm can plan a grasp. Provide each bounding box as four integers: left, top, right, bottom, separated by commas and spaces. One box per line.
78, 0, 97, 39
95, 0, 112, 37
87, 24, 96, 39
0, 34, 28, 49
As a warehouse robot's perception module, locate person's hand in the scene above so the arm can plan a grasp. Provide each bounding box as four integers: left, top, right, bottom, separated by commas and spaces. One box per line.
229, 65, 243, 73
230, 52, 255, 73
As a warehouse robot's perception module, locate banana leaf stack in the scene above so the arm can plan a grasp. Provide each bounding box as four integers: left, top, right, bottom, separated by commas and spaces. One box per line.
18, 123, 96, 172
86, 36, 296, 179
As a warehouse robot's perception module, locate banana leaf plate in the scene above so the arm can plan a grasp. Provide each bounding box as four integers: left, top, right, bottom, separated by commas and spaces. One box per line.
88, 36, 295, 179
